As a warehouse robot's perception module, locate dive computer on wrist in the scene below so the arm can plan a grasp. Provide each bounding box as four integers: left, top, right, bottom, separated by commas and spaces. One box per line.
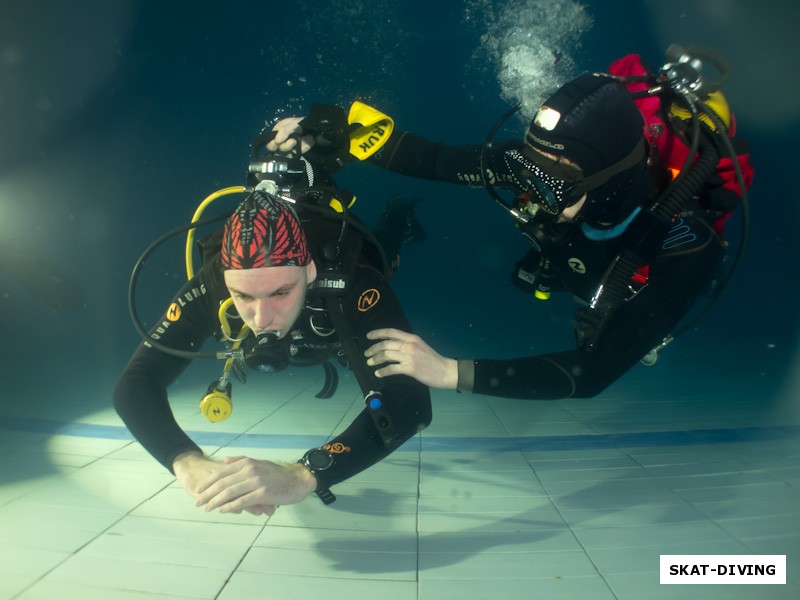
299, 448, 336, 505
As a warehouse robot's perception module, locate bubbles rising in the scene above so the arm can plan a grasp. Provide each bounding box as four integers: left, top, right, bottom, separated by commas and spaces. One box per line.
466, 0, 593, 120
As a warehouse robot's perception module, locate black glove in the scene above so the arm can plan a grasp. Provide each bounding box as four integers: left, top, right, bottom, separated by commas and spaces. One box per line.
301, 104, 355, 171
574, 305, 612, 353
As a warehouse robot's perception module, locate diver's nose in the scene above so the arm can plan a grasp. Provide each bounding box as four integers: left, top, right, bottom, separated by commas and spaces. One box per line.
252, 299, 275, 332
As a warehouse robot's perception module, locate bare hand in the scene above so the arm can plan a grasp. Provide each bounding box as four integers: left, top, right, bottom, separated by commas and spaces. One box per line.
173, 453, 275, 515
265, 117, 314, 153
173, 452, 223, 498
365, 328, 458, 389
194, 456, 316, 514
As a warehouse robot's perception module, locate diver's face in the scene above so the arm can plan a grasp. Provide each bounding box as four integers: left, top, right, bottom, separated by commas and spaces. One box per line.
558, 196, 586, 222
224, 263, 317, 338
519, 146, 586, 222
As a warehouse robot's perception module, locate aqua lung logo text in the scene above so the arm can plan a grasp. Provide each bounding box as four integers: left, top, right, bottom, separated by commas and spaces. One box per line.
148, 319, 174, 341
147, 284, 206, 341
456, 169, 516, 185
174, 284, 206, 307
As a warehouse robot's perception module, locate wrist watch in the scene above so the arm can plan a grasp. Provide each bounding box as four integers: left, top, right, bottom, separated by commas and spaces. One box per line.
299, 448, 336, 505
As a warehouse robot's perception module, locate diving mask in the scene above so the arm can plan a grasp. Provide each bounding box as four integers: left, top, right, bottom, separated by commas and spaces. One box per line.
504, 148, 586, 216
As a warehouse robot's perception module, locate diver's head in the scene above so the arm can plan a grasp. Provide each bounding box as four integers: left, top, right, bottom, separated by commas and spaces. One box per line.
509, 72, 650, 225
221, 191, 317, 338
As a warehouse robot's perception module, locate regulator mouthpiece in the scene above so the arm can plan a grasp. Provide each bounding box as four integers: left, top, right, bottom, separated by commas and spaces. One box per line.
244, 331, 287, 373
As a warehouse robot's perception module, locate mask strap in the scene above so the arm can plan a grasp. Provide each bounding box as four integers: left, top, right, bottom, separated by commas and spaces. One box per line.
575, 138, 646, 195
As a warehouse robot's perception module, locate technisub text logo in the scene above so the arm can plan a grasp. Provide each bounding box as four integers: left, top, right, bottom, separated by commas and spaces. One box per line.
311, 277, 346, 290
660, 555, 786, 585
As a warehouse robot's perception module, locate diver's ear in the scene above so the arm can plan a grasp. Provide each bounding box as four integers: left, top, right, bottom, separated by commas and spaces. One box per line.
306, 260, 318, 284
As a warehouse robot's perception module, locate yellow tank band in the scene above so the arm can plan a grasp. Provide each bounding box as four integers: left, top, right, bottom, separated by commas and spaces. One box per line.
348, 101, 394, 160
534, 289, 551, 300
328, 194, 357, 213
669, 90, 731, 131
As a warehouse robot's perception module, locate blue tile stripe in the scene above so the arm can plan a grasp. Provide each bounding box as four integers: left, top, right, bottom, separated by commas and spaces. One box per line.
1, 417, 798, 452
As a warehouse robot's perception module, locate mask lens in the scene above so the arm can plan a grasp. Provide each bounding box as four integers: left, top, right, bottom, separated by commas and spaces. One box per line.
527, 166, 568, 214
505, 150, 582, 216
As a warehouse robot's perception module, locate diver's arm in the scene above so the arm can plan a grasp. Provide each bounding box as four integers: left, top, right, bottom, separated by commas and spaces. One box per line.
369, 224, 722, 400
368, 131, 520, 187
305, 263, 432, 495
467, 229, 723, 399
465, 313, 667, 400
113, 273, 220, 472
367, 131, 484, 184
365, 328, 458, 389
363, 327, 584, 397
264, 106, 519, 187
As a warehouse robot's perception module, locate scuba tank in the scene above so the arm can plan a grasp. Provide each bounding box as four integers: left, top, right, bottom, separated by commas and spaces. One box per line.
580, 45, 752, 355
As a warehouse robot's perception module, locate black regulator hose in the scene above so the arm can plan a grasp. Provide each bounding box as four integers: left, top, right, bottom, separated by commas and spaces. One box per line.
657, 136, 720, 220
300, 201, 392, 278
128, 213, 231, 360
480, 103, 522, 216
582, 125, 722, 353
671, 95, 751, 338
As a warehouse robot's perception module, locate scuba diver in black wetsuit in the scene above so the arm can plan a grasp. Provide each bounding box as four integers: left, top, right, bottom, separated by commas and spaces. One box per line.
114, 138, 430, 514
265, 47, 754, 401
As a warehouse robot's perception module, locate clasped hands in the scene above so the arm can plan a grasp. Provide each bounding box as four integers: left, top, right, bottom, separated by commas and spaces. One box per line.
173, 451, 316, 516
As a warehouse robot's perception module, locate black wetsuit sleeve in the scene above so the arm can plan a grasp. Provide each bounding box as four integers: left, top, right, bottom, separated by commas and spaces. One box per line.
471, 223, 723, 399
310, 263, 432, 490
113, 274, 219, 472
369, 130, 519, 187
